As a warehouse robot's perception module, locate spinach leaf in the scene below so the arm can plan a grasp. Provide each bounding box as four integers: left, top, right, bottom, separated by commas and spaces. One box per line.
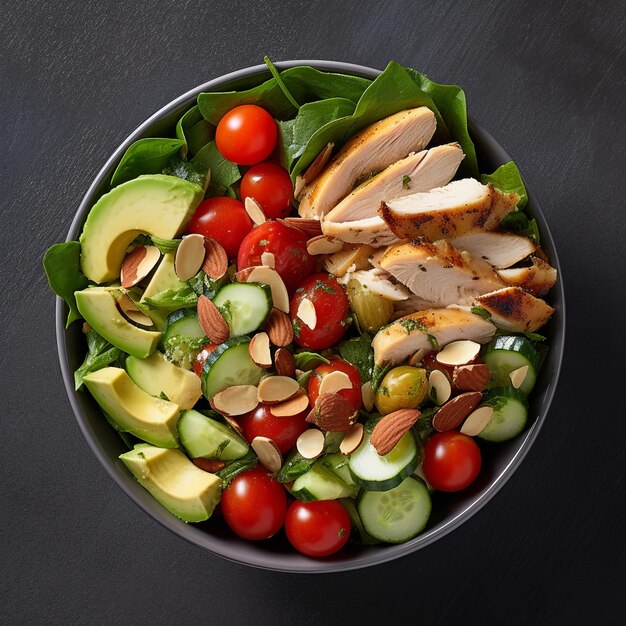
297, 369, 313, 387
162, 155, 210, 190
175, 105, 215, 157
217, 450, 258, 485
43, 242, 89, 327
294, 351, 330, 371
74, 330, 123, 390
264, 56, 300, 110
481, 161, 528, 208
281, 66, 371, 104
338, 334, 374, 382
192, 141, 241, 190
150, 236, 181, 254
110, 138, 185, 187
143, 285, 198, 309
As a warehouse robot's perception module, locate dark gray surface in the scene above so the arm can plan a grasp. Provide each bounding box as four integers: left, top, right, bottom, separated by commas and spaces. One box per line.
1, 0, 624, 623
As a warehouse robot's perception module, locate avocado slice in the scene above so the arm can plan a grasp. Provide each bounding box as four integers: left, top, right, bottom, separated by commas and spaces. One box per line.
126, 352, 202, 410
79, 174, 203, 283
120, 444, 222, 522
83, 367, 179, 448
75, 287, 161, 358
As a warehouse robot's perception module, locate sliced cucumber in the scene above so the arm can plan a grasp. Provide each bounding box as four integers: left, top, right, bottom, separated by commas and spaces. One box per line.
349, 421, 421, 491
291, 463, 355, 501
163, 308, 205, 343
357, 476, 431, 543
321, 453, 358, 491
482, 335, 540, 394
201, 336, 263, 399
478, 387, 529, 442
339, 498, 380, 545
212, 283, 272, 337
177, 409, 249, 460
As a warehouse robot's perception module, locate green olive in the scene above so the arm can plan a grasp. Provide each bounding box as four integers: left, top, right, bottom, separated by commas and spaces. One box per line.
374, 366, 428, 415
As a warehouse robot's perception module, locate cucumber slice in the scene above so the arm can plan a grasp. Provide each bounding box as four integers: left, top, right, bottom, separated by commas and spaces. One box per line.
291, 463, 355, 501
163, 308, 205, 343
321, 453, 358, 491
339, 498, 380, 545
212, 283, 272, 337
482, 335, 540, 394
201, 336, 263, 399
357, 476, 431, 543
349, 422, 420, 491
178, 409, 249, 460
478, 387, 529, 442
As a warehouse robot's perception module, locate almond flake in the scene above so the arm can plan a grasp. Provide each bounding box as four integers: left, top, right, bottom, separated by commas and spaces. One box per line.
297, 298, 317, 330
319, 371, 352, 396
222, 414, 244, 436
460, 406, 494, 436
175, 234, 206, 281
248, 332, 272, 368
192, 458, 227, 473
361, 381, 374, 412
246, 266, 289, 313
270, 388, 309, 417
293, 175, 306, 199
509, 365, 529, 389
432, 392, 483, 432
197, 295, 229, 344
409, 348, 429, 367
282, 217, 323, 237
261, 251, 275, 268
435, 340, 481, 366
257, 376, 300, 404
244, 197, 266, 225
202, 238, 228, 279
210, 385, 259, 416
302, 142, 334, 184
116, 294, 154, 327
296, 429, 325, 459
306, 235, 344, 256
429, 369, 451, 405
120, 245, 160, 288
339, 423, 364, 454
251, 436, 282, 473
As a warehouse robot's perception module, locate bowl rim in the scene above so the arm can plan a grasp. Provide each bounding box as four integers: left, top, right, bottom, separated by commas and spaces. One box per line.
56, 60, 566, 573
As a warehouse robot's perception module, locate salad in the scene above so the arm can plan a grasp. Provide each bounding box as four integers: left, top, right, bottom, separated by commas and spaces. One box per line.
44, 58, 557, 557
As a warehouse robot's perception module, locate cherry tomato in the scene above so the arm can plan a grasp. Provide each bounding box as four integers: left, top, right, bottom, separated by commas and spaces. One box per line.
290, 273, 350, 350
186, 197, 253, 259
422, 351, 482, 393
422, 431, 482, 492
193, 342, 218, 377
308, 359, 362, 411
221, 466, 286, 540
240, 162, 293, 219
237, 404, 309, 455
237, 221, 315, 293
285, 500, 351, 557
215, 105, 277, 165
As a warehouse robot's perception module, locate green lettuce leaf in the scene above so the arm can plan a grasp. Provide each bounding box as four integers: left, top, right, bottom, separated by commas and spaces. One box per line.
74, 330, 123, 390
481, 161, 528, 208
143, 285, 198, 309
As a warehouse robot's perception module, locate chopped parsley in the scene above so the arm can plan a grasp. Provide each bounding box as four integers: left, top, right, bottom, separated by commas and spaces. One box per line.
402, 174, 411, 190
215, 440, 230, 459
470, 306, 492, 321
258, 239, 270, 247
315, 279, 336, 293
292, 318, 301, 338
399, 318, 425, 334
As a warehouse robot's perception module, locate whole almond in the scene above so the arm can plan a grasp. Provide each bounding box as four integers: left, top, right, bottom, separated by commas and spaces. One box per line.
307, 393, 358, 432
265, 308, 294, 346
453, 364, 491, 392
202, 237, 228, 279
370, 409, 421, 456
281, 217, 323, 237
432, 392, 483, 432
274, 347, 296, 378
192, 458, 227, 473
302, 142, 334, 183
197, 295, 230, 344
120, 245, 160, 288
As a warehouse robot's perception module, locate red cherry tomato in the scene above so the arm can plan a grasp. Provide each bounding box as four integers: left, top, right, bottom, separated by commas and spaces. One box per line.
221, 466, 286, 540
186, 197, 253, 259
240, 162, 293, 219
216, 105, 277, 165
285, 500, 351, 557
422, 351, 483, 393
237, 221, 315, 293
237, 404, 309, 455
194, 342, 218, 377
290, 273, 350, 350
308, 359, 362, 411
422, 431, 482, 492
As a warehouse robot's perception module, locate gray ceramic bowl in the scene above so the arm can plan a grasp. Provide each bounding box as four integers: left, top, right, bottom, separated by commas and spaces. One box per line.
56, 61, 565, 573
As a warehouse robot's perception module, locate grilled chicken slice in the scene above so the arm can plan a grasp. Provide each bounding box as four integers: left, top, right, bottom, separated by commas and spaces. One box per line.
392, 294, 439, 319
449, 231, 536, 269
497, 258, 558, 296
343, 268, 410, 301
323, 215, 403, 248
323, 244, 374, 278
379, 178, 519, 241
474, 287, 554, 332
379, 240, 506, 307
298, 107, 436, 218
372, 308, 496, 365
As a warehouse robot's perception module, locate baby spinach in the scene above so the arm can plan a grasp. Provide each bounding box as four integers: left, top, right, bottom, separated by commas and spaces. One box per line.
175, 105, 214, 157
162, 155, 210, 190
293, 351, 330, 371
338, 334, 374, 382
481, 161, 528, 208
74, 330, 123, 390
192, 141, 240, 191
43, 241, 89, 327
264, 56, 300, 110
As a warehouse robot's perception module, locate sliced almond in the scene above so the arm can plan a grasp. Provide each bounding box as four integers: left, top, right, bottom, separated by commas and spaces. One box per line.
361, 381, 374, 412
460, 406, 494, 436
82, 322, 92, 334
282, 217, 323, 237
302, 142, 334, 184
435, 340, 481, 366
197, 295, 230, 344
210, 385, 259, 416
251, 436, 282, 473
509, 365, 529, 389
222, 414, 244, 436
339, 423, 364, 454
319, 370, 352, 396
429, 369, 451, 405
248, 332, 272, 368
244, 197, 266, 225
116, 293, 154, 327
235, 266, 255, 282
306, 235, 344, 256
409, 348, 429, 367
270, 388, 309, 417
273, 347, 296, 378
296, 428, 325, 459
293, 175, 306, 199
202, 237, 228, 279
120, 245, 160, 288
296, 297, 317, 330
175, 234, 206, 281
246, 266, 289, 313
257, 376, 300, 404
261, 251, 275, 269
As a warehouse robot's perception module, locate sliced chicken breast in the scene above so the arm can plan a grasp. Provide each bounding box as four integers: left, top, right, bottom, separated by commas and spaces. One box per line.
379, 240, 506, 307
379, 178, 519, 241
392, 294, 439, 319
343, 268, 410, 301
496, 257, 557, 296
449, 231, 536, 269
298, 107, 437, 219
474, 287, 554, 332
322, 215, 403, 247
372, 308, 496, 365
323, 244, 374, 278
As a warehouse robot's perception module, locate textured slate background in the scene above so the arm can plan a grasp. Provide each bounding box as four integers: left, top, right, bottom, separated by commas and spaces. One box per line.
2, 0, 624, 623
